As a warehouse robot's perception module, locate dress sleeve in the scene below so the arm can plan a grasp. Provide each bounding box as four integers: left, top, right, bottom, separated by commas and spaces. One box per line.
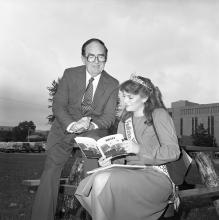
138, 108, 180, 165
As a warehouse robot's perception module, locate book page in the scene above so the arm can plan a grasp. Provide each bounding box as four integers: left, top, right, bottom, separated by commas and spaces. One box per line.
97, 134, 127, 159
87, 164, 146, 174
74, 137, 102, 158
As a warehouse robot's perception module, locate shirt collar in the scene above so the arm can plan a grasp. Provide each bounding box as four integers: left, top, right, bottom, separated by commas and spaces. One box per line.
86, 71, 101, 84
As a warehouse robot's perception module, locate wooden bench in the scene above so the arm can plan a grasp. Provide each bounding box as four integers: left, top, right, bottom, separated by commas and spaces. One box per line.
180, 185, 219, 203
22, 179, 219, 198
23, 178, 69, 187
22, 178, 219, 219
23, 145, 219, 219
163, 145, 219, 218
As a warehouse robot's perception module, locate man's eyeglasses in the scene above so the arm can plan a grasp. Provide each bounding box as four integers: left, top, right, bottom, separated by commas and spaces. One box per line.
86, 54, 106, 63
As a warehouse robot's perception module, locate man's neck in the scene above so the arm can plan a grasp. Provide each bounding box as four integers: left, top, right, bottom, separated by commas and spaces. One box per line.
86, 70, 103, 78
86, 70, 102, 79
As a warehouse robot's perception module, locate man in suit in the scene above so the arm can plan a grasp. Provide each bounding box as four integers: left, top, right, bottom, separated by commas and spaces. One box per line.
31, 38, 119, 220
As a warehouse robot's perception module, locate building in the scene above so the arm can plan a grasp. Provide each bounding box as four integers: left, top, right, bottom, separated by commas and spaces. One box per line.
169, 100, 219, 145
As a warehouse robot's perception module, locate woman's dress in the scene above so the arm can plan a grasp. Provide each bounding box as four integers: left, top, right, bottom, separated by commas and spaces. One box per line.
75, 108, 180, 220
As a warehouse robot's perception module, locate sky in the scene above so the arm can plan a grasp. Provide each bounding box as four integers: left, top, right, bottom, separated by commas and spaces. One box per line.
0, 0, 219, 130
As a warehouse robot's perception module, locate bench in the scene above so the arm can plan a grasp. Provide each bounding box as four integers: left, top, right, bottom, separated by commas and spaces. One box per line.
22, 178, 219, 219
23, 145, 219, 219
162, 185, 219, 218
22, 178, 68, 187
22, 179, 219, 198
162, 145, 219, 218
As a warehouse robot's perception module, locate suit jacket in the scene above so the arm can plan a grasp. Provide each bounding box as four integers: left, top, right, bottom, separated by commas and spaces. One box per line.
47, 65, 119, 149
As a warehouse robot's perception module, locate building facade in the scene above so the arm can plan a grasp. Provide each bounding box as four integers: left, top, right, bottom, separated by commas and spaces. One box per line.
169, 100, 219, 145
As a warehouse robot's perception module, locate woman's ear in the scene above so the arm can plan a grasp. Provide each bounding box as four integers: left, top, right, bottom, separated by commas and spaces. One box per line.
142, 96, 148, 103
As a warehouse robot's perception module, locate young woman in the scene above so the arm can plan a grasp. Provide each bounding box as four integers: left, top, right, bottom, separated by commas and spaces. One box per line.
75, 74, 184, 220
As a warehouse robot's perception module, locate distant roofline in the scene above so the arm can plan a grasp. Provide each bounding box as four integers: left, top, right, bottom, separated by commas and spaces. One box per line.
171, 100, 219, 108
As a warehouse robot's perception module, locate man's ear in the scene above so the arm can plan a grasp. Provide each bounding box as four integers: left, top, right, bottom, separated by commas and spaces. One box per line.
81, 55, 86, 64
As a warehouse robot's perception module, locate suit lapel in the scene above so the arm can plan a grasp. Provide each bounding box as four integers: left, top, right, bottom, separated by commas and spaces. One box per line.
77, 66, 86, 99
80, 66, 87, 89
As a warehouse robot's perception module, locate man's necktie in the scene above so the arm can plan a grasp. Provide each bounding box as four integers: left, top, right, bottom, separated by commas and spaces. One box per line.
81, 77, 94, 115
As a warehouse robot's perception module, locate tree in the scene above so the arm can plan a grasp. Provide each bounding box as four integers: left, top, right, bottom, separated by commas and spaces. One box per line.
192, 123, 218, 147
0, 130, 13, 142
47, 78, 60, 124
12, 121, 36, 141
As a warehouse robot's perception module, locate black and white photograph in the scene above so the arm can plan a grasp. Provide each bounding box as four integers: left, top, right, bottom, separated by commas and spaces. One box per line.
1, 0, 219, 219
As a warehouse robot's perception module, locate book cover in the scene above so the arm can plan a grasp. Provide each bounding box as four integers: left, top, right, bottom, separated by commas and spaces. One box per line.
75, 134, 126, 159
87, 164, 146, 174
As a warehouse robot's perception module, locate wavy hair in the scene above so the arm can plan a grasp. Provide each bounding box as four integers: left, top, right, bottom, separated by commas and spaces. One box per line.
120, 76, 166, 125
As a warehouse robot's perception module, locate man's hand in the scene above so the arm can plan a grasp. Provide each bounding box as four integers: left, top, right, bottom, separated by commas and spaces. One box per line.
72, 117, 91, 134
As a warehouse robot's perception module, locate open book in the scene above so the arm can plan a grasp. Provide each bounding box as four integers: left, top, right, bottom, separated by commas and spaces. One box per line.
87, 164, 146, 174
75, 134, 127, 159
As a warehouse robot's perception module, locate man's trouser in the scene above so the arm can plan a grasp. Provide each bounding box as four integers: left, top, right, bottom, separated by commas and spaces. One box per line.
31, 129, 108, 220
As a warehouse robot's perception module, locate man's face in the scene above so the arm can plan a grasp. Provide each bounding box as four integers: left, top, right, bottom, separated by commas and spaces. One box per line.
82, 41, 106, 77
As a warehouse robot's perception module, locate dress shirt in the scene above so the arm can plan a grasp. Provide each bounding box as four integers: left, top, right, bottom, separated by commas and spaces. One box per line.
84, 71, 101, 101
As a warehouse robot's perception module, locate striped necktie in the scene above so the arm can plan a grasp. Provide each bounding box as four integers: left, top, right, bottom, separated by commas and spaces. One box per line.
81, 77, 94, 115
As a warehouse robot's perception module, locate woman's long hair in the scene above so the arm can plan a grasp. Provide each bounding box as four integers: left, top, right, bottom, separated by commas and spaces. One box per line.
120, 76, 166, 125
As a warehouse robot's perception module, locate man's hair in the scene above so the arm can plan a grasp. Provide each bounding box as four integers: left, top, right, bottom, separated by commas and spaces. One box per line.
81, 38, 108, 58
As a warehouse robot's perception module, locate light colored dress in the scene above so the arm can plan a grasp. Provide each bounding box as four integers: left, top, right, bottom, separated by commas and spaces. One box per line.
75, 108, 180, 220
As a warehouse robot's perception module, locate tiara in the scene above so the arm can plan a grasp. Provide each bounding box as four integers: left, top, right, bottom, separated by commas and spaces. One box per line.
130, 74, 153, 92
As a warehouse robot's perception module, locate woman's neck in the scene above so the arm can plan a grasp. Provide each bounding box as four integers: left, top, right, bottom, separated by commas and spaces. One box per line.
133, 109, 144, 117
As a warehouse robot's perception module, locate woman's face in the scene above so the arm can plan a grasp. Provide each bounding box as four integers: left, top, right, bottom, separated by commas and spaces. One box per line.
122, 91, 147, 114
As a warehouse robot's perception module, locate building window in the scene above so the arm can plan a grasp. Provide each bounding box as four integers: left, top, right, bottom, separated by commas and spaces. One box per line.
211, 116, 214, 137
180, 118, 183, 136
208, 116, 210, 135
195, 117, 198, 133
192, 118, 194, 135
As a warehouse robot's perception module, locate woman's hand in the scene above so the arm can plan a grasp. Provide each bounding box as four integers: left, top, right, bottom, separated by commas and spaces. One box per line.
122, 140, 140, 154
98, 156, 112, 167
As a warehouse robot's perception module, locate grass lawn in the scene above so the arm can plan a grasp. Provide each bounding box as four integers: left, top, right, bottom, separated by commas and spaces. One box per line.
0, 152, 219, 219
0, 152, 74, 219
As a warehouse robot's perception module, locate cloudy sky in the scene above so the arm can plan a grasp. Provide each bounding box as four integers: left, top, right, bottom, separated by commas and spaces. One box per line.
0, 0, 219, 130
